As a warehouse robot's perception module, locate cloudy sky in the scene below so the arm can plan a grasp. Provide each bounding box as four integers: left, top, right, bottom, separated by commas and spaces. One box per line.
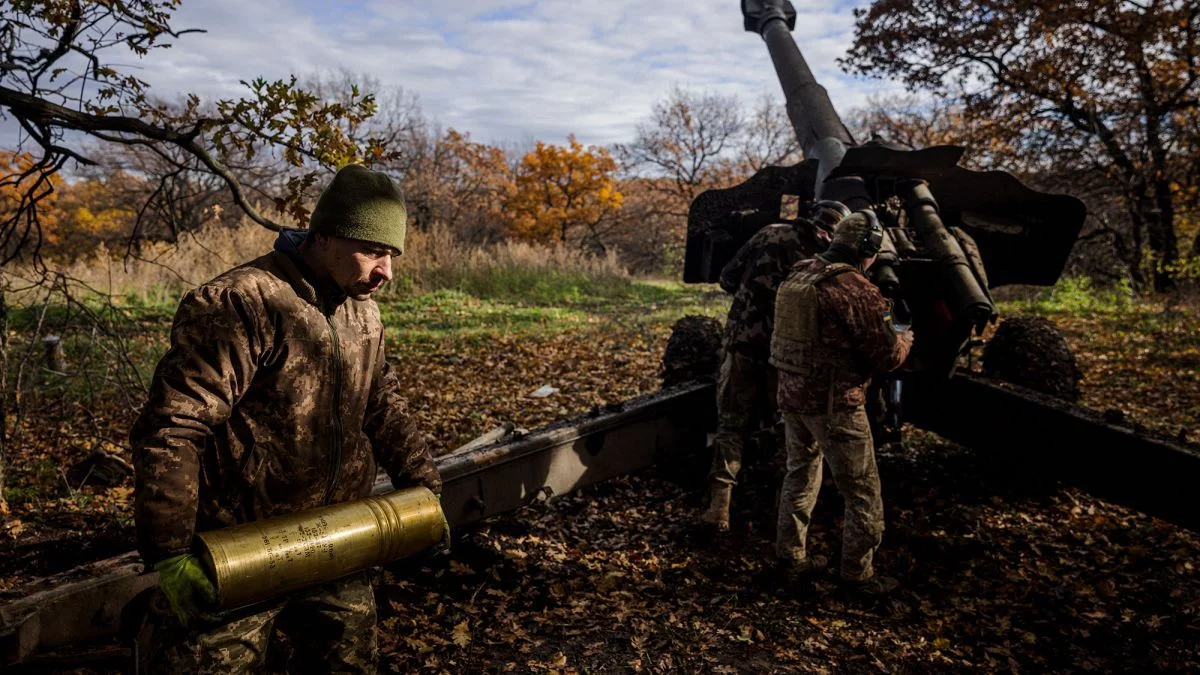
6, 0, 906, 151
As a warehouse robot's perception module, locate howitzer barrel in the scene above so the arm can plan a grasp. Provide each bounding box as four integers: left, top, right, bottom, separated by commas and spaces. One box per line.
901, 180, 996, 326
745, 0, 860, 203
195, 486, 444, 610
743, 0, 900, 296
759, 20, 852, 152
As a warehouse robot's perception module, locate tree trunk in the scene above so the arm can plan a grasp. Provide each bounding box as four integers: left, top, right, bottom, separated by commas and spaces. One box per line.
1133, 47, 1180, 293
1142, 180, 1180, 293
0, 280, 7, 511
1127, 208, 1147, 291
1143, 198, 1179, 293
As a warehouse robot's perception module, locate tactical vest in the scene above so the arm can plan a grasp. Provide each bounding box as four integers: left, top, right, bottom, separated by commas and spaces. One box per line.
770, 262, 855, 376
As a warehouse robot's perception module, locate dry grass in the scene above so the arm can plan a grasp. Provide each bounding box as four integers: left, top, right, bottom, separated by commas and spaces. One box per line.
388, 224, 629, 296
5, 219, 277, 306
5, 219, 631, 306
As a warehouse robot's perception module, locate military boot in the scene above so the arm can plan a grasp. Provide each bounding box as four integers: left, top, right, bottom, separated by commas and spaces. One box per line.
840, 574, 899, 599
781, 555, 830, 596
699, 483, 732, 532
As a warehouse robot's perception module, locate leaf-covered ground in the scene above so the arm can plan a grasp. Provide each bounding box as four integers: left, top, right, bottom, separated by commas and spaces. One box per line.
367, 300, 1200, 674
1, 289, 1198, 673
376, 436, 1200, 673
1048, 306, 1200, 439
388, 315, 668, 452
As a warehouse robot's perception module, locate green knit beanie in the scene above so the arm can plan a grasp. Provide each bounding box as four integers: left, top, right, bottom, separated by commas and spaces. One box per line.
309, 164, 408, 254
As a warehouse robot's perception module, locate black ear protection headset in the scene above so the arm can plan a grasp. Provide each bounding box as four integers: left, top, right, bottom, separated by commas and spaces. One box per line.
855, 209, 884, 258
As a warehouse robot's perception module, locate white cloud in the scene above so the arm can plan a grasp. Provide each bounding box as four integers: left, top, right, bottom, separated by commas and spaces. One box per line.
3, 0, 907, 153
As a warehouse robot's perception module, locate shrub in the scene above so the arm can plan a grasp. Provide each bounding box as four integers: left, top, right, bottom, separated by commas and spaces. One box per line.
1000, 275, 1135, 315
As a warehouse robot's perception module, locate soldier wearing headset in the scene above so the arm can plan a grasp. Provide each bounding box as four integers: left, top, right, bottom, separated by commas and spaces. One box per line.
768, 209, 913, 597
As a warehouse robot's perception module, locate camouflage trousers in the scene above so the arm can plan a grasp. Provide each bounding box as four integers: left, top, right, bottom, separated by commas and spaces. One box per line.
709, 351, 778, 486
140, 571, 378, 674
776, 406, 884, 581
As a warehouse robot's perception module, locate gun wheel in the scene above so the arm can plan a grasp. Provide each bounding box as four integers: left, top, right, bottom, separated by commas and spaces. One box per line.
660, 315, 723, 388
981, 315, 1082, 402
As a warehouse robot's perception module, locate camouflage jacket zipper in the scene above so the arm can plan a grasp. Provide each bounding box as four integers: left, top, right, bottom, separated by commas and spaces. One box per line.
322, 310, 344, 505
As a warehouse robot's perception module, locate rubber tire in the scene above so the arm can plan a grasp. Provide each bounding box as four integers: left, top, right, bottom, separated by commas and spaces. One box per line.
660, 315, 723, 388
981, 315, 1082, 402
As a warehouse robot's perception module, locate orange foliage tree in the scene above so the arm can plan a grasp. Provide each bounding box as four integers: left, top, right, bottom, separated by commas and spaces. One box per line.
0, 152, 63, 261
50, 174, 141, 260
504, 136, 623, 251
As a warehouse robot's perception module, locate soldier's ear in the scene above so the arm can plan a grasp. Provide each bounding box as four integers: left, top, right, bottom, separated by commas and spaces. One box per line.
305, 231, 337, 253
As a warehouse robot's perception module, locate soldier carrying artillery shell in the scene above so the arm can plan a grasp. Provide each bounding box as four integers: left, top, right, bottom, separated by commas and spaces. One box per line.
131, 164, 444, 674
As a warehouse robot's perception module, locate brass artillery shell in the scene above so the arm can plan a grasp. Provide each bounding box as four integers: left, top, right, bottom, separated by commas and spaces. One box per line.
195, 486, 444, 610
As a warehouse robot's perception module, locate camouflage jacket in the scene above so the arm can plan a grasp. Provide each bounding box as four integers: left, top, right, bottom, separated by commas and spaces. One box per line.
720, 222, 829, 362
776, 257, 912, 414
131, 232, 440, 563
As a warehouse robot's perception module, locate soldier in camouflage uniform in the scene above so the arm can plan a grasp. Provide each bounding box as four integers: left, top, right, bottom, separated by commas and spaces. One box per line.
698, 202, 845, 531
132, 164, 441, 674
770, 211, 913, 595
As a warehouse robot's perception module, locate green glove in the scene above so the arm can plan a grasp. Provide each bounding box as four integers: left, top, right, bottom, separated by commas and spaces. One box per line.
154, 554, 218, 626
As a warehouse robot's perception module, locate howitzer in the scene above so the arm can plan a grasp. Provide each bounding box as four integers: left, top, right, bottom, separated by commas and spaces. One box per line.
687, 0, 1086, 379
675, 0, 1200, 557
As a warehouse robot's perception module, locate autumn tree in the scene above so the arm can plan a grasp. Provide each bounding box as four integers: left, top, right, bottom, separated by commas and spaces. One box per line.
848, 94, 1024, 168
612, 88, 749, 272
504, 136, 623, 252
48, 171, 140, 258
0, 151, 63, 261
616, 86, 744, 221
844, 0, 1200, 291
0, 1, 398, 266
298, 74, 515, 241
613, 87, 807, 272
78, 131, 276, 256
0, 152, 145, 262
401, 129, 514, 240
601, 178, 687, 274
738, 92, 804, 173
